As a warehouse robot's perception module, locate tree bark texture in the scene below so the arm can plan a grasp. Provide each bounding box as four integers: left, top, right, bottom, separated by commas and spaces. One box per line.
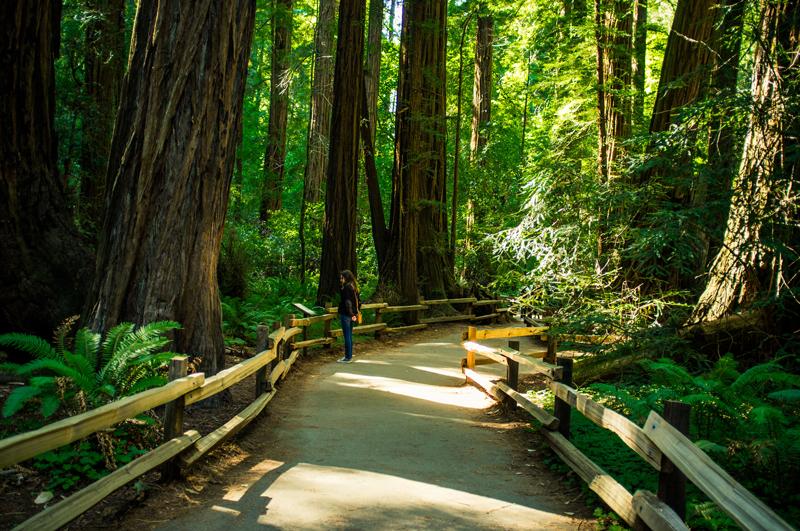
648, 0, 718, 136
80, 0, 126, 235
361, 75, 389, 268
384, 0, 453, 303
317, 0, 366, 304
303, 0, 337, 204
632, 0, 647, 129
596, 0, 633, 180
470, 12, 493, 163
84, 0, 256, 376
692, 0, 799, 323
365, 0, 383, 145
705, 0, 746, 252
0, 0, 92, 337
451, 12, 473, 263
260, 0, 294, 220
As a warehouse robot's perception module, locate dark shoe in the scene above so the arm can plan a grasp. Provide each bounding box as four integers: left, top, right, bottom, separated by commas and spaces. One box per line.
337, 357, 352, 363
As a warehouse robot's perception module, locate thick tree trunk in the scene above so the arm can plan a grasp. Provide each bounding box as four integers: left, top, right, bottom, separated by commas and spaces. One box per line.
80, 0, 126, 235
648, 0, 718, 137
303, 0, 336, 204
596, 0, 633, 180
317, 0, 366, 304
260, 0, 293, 221
692, 0, 799, 323
705, 0, 746, 255
383, 0, 452, 303
469, 11, 493, 162
84, 0, 256, 376
0, 1, 91, 337
365, 0, 383, 145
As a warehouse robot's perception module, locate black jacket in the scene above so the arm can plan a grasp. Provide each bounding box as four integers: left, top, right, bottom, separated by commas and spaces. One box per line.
338, 283, 359, 317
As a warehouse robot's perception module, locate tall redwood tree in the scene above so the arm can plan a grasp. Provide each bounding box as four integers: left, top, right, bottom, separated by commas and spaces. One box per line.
0, 1, 91, 337
84, 0, 256, 376
317, 0, 367, 303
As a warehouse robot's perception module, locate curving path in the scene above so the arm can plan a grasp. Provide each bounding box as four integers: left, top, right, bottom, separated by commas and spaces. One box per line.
155, 325, 591, 530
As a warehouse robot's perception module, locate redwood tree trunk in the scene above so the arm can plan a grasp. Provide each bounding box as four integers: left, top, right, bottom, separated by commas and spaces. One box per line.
470, 11, 493, 162
648, 0, 718, 137
365, 0, 383, 144
692, 0, 799, 323
260, 0, 294, 221
84, 0, 256, 376
303, 0, 337, 204
317, 0, 366, 304
632, 0, 647, 129
0, 1, 91, 337
596, 0, 633, 180
80, 0, 126, 235
383, 0, 453, 303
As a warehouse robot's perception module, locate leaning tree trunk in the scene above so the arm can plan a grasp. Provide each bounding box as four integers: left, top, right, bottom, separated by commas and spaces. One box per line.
317, 0, 366, 304
79, 0, 126, 236
260, 0, 293, 222
383, 0, 453, 303
84, 0, 256, 376
0, 1, 91, 337
691, 0, 799, 323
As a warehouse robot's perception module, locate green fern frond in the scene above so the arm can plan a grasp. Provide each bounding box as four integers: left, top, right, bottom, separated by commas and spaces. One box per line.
40, 394, 61, 417
101, 322, 135, 366
0, 362, 22, 374
733, 362, 800, 393
0, 334, 58, 360
53, 315, 79, 358
127, 375, 168, 395
641, 358, 694, 387
748, 405, 787, 431
28, 376, 57, 388
768, 389, 800, 403
2, 385, 42, 417
73, 328, 101, 369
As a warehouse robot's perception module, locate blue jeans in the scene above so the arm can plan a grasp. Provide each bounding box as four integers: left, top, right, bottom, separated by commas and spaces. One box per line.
340, 315, 354, 360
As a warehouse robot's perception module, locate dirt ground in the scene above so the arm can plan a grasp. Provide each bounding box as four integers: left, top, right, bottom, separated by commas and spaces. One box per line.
2, 324, 595, 530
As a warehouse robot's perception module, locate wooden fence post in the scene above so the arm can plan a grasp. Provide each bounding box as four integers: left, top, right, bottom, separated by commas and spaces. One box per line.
658, 400, 690, 520
323, 306, 333, 349
284, 314, 296, 360
374, 307, 383, 339
504, 340, 520, 410
466, 326, 477, 369
161, 356, 188, 481
553, 357, 573, 439
255, 325, 272, 395
545, 336, 558, 365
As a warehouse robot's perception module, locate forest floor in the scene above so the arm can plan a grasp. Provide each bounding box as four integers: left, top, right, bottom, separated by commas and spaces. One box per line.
2, 323, 595, 530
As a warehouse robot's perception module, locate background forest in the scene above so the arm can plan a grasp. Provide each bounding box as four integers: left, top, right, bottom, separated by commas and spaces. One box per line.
1, 0, 799, 528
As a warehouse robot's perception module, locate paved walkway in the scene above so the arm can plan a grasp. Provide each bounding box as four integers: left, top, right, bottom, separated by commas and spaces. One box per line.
158, 326, 590, 530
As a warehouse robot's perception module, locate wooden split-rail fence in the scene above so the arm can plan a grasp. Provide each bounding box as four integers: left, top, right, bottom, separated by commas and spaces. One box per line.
461, 324, 793, 531
0, 296, 506, 530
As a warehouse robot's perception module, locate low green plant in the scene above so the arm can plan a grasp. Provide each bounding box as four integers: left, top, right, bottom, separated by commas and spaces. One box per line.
0, 319, 180, 419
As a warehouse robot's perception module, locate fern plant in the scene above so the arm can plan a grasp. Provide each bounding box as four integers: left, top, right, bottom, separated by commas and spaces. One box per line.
0, 320, 181, 419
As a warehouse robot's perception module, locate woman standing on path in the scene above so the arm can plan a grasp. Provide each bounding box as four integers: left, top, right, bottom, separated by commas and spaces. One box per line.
337, 270, 359, 363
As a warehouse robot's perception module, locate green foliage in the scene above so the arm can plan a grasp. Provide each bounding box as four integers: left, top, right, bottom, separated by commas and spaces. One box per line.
582, 355, 800, 527
0, 321, 180, 419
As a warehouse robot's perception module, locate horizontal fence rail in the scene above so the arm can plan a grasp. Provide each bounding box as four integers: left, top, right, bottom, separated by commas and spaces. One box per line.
460, 324, 793, 531
2, 295, 506, 530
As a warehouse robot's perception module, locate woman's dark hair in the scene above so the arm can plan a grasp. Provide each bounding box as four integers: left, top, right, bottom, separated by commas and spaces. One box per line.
340, 270, 359, 293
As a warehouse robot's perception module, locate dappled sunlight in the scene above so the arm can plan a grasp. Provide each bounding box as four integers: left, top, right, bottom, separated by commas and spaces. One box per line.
223, 458, 285, 502
415, 341, 459, 348
210, 505, 241, 517
410, 364, 466, 380
399, 411, 509, 428
333, 372, 493, 409
250, 463, 568, 529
